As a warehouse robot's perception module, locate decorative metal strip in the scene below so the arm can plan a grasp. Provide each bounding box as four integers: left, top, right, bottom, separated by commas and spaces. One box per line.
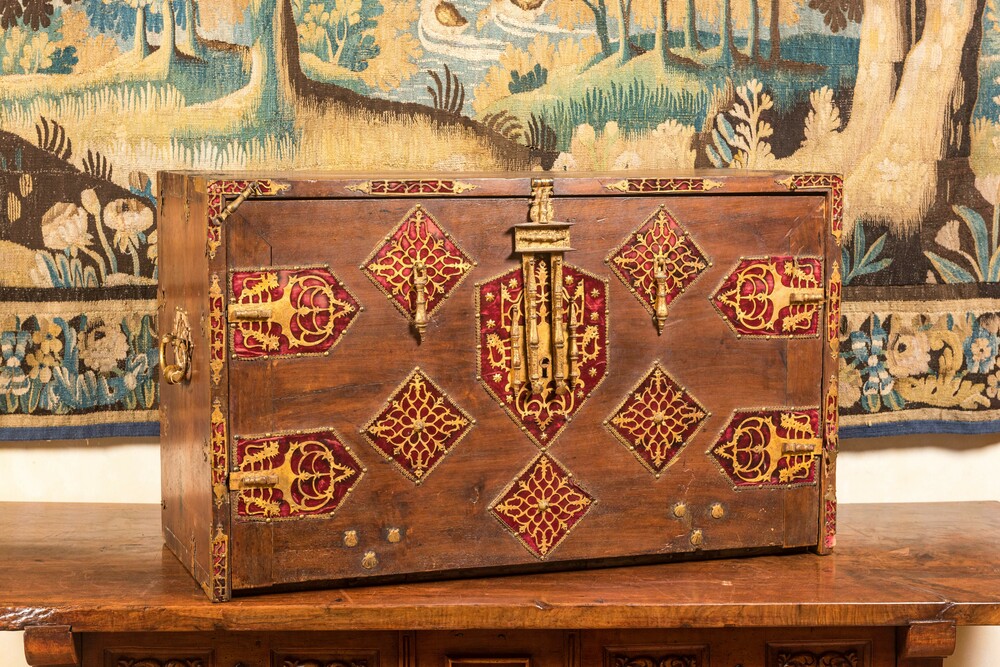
824, 376, 839, 550
206, 179, 288, 258
229, 265, 362, 360
210, 524, 228, 601
232, 428, 366, 521
604, 361, 709, 477
605, 206, 711, 334
361, 367, 475, 483
828, 261, 842, 359
210, 399, 227, 507
476, 262, 610, 448
361, 204, 476, 340
776, 173, 844, 246
209, 274, 225, 385
491, 453, 595, 558
346, 179, 478, 195
710, 408, 822, 489
605, 178, 724, 193
711, 256, 824, 338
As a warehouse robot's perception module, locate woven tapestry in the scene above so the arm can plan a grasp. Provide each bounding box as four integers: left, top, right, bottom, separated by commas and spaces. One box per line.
0, 0, 997, 439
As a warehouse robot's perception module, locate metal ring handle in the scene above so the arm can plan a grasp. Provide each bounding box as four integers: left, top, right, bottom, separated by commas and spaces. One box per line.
159, 333, 190, 385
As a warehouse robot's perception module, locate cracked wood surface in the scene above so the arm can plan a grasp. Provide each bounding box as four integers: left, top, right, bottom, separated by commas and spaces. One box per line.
0, 501, 998, 632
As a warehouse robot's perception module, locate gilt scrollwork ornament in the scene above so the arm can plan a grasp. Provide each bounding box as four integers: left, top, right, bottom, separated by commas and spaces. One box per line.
712, 256, 825, 338
231, 429, 366, 520
710, 408, 822, 489
229, 266, 362, 359
362, 205, 475, 340
346, 179, 478, 195
361, 367, 475, 483
491, 453, 594, 558
606, 206, 710, 334
210, 399, 227, 507
604, 177, 724, 193
210, 525, 228, 601
605, 362, 709, 476
208, 274, 225, 385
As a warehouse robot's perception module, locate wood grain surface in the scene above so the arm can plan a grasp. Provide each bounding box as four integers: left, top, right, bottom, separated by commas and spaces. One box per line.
1, 501, 998, 633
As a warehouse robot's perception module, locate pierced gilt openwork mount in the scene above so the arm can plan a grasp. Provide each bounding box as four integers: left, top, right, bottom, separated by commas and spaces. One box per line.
712, 256, 824, 338
491, 453, 594, 558
231, 429, 366, 520
362, 205, 475, 341
606, 206, 710, 334
477, 179, 609, 448
228, 266, 362, 359
710, 408, 822, 489
605, 362, 709, 476
361, 367, 476, 483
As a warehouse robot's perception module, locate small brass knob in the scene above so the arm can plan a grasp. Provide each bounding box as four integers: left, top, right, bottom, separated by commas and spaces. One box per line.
690, 529, 703, 546
344, 530, 358, 547
673, 503, 687, 518
362, 551, 378, 569
711, 503, 725, 519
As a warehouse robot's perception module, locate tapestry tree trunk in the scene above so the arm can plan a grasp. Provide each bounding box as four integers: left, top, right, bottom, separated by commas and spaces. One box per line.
654, 0, 669, 66
768, 0, 779, 62
134, 6, 151, 57
720, 0, 736, 66
748, 0, 760, 60
615, 0, 633, 64
683, 0, 701, 50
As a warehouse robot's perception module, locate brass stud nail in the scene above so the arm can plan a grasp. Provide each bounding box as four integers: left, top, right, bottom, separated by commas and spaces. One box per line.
387, 528, 401, 543
690, 529, 703, 546
673, 503, 687, 518
344, 530, 358, 547
711, 503, 725, 519
362, 551, 378, 569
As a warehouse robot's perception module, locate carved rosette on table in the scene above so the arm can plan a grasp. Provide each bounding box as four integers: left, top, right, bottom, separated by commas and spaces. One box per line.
206, 179, 289, 258
232, 429, 365, 520
773, 648, 860, 667
229, 266, 362, 359
712, 256, 825, 338
605, 362, 709, 476
491, 454, 594, 558
604, 177, 724, 193
607, 653, 703, 667
116, 659, 206, 667
606, 206, 710, 334
361, 367, 475, 483
279, 658, 371, 667
362, 204, 475, 340
477, 262, 609, 447
346, 179, 478, 195
710, 409, 822, 489
776, 173, 845, 246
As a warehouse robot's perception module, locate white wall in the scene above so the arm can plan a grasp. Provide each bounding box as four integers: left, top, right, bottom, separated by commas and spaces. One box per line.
1, 435, 999, 666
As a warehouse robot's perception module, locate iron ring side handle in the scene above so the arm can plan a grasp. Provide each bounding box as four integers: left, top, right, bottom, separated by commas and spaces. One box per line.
159, 331, 192, 385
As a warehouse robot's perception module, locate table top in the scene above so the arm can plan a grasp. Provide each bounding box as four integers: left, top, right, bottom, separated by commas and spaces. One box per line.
1, 501, 999, 633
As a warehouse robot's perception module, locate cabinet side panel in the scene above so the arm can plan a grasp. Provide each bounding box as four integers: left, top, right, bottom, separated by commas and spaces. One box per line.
159, 172, 215, 598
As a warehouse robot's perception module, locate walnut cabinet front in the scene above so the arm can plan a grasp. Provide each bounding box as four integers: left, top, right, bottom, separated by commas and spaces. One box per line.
157, 172, 843, 601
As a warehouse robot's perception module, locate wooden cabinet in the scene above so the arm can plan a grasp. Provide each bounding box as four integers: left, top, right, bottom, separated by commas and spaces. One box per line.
157, 172, 842, 600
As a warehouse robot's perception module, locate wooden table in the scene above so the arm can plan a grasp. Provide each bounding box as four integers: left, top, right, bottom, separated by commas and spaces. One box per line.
2, 502, 999, 667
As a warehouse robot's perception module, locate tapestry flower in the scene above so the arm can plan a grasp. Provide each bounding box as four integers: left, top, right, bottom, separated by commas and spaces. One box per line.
103, 198, 153, 252
964, 319, 998, 374
838, 357, 862, 409
987, 370, 1000, 400
25, 349, 57, 384
41, 202, 92, 256
79, 322, 129, 373
847, 315, 904, 412
31, 317, 63, 357
0, 330, 30, 397
885, 326, 931, 378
